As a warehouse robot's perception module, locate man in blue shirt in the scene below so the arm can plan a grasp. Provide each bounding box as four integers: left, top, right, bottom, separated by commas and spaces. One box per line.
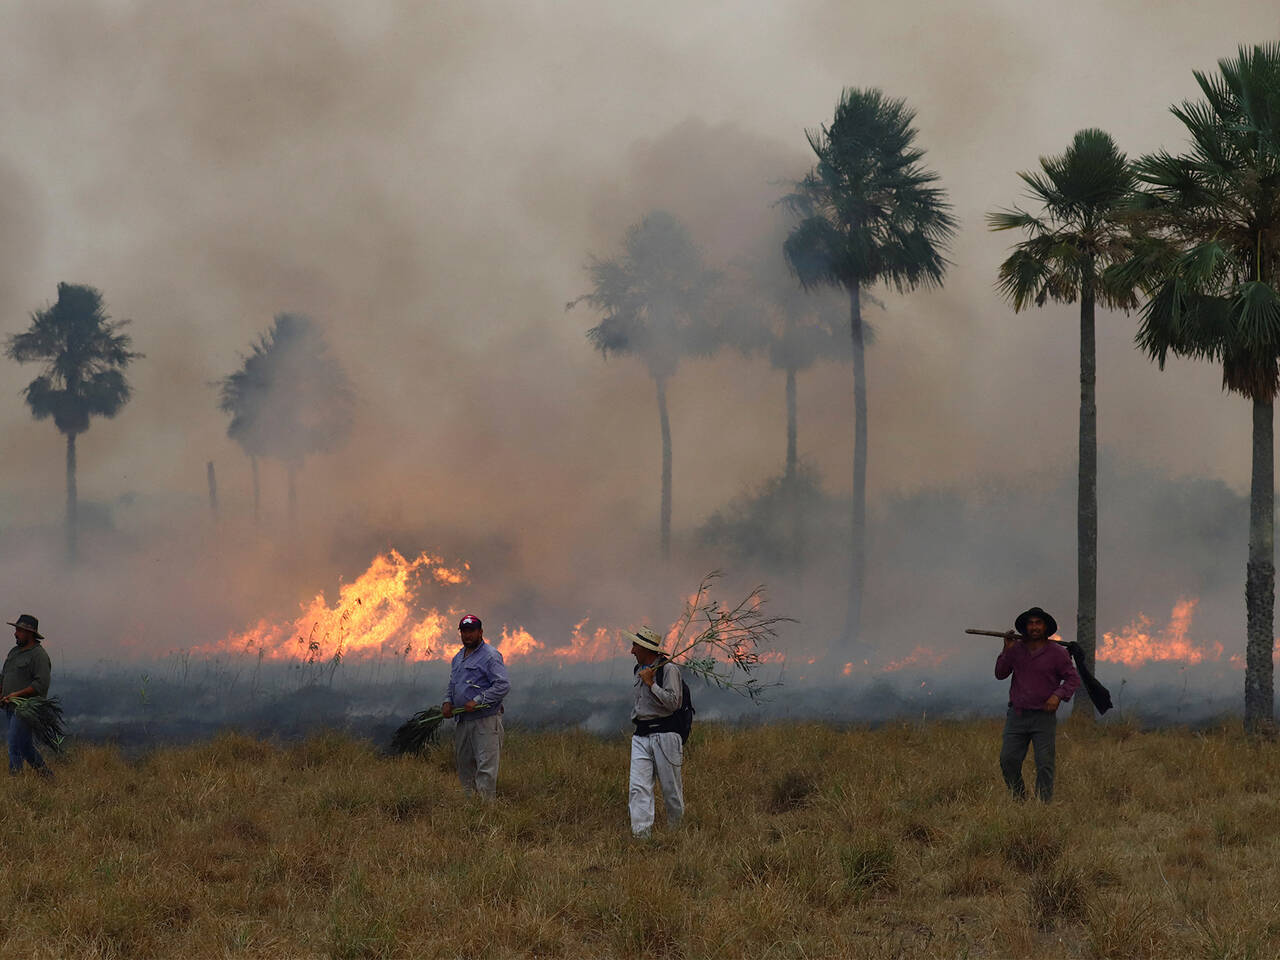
442, 614, 509, 798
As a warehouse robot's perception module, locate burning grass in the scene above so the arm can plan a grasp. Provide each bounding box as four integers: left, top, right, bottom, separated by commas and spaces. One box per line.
4, 719, 1280, 957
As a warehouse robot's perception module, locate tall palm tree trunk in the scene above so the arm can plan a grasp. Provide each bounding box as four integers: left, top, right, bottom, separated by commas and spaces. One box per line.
846, 283, 868, 644
1245, 396, 1275, 733
65, 432, 78, 563
785, 363, 802, 568
656, 376, 672, 561
251, 455, 261, 524
785, 364, 798, 483
1078, 264, 1098, 716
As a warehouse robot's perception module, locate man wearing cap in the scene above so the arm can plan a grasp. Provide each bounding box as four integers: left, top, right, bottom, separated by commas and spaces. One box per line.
1, 615, 53, 778
441, 615, 509, 799
996, 606, 1079, 802
628, 626, 684, 838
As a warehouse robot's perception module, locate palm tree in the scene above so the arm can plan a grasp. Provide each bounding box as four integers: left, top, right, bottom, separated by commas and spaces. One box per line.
6, 283, 141, 562
570, 211, 717, 560
988, 129, 1138, 697
1114, 44, 1280, 732
218, 334, 271, 523
718, 252, 848, 481
784, 87, 956, 645
715, 250, 848, 567
218, 313, 354, 528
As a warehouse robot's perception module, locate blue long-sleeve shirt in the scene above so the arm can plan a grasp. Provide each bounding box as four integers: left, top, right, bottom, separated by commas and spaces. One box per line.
445, 641, 509, 720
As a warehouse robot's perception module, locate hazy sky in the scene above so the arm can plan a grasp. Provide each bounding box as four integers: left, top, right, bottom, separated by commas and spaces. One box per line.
1, 0, 1277, 660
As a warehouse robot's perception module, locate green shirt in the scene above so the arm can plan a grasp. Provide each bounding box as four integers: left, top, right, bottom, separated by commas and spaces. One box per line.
2, 643, 51, 698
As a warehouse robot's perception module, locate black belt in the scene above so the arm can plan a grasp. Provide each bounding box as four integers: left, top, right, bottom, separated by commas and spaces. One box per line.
633, 714, 680, 737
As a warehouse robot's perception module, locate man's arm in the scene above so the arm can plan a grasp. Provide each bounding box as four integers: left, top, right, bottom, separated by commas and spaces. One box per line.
995, 633, 1017, 680
31, 649, 50, 697
650, 662, 683, 713
1053, 648, 1081, 703
473, 650, 510, 708
442, 655, 456, 716
0, 685, 35, 704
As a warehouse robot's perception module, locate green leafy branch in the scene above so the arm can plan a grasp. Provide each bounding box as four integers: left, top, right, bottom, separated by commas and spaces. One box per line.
663, 571, 790, 702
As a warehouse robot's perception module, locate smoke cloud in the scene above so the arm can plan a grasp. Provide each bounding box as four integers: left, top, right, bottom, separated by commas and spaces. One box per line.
0, 0, 1275, 724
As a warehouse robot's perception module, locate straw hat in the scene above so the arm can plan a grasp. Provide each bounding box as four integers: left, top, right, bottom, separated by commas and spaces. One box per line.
630, 626, 664, 653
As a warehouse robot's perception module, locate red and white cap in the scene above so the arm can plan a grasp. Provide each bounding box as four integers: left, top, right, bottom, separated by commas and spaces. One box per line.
458, 615, 482, 630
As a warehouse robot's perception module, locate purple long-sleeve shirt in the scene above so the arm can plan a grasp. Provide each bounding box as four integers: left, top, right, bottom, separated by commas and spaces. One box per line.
995, 641, 1079, 710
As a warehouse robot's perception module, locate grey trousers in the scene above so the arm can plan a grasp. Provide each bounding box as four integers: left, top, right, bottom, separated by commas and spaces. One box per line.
999, 707, 1057, 802
629, 731, 684, 837
455, 713, 503, 799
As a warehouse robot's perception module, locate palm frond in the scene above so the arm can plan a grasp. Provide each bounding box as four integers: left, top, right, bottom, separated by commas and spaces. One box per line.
7, 284, 141, 438
987, 207, 1047, 233
10, 696, 66, 753
785, 87, 954, 299
1235, 281, 1280, 348
390, 708, 448, 755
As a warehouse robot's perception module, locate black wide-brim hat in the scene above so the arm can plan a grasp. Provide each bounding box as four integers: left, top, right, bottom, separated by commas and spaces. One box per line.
6, 614, 43, 640
1014, 607, 1057, 638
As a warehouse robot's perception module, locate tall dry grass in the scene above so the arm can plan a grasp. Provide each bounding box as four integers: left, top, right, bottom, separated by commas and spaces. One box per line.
1, 717, 1278, 958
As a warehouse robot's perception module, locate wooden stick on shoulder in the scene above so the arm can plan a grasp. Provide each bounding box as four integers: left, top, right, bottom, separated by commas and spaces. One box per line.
965, 629, 1020, 638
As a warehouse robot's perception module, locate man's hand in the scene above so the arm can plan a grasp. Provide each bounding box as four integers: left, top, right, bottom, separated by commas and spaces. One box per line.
1002, 630, 1018, 652
639, 667, 656, 687
441, 702, 453, 718
464, 700, 477, 712
1044, 694, 1061, 712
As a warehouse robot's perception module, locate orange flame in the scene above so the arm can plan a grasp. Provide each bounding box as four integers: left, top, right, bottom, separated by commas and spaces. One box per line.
218, 550, 461, 663
498, 625, 544, 658
209, 550, 683, 666
551, 619, 617, 662
1096, 598, 1222, 666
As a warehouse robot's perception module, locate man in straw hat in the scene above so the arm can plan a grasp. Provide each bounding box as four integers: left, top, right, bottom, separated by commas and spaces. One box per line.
441, 614, 508, 799
1, 614, 53, 778
627, 626, 685, 838
996, 606, 1079, 802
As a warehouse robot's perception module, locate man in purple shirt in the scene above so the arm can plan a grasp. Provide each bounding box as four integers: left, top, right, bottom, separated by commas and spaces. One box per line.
995, 606, 1080, 802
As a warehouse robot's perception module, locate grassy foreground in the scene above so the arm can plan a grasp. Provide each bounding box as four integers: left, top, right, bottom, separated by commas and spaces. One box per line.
1, 718, 1279, 958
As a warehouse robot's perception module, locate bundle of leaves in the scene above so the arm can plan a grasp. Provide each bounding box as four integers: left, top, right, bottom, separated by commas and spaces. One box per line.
11, 696, 66, 753
390, 708, 448, 755
665, 571, 792, 702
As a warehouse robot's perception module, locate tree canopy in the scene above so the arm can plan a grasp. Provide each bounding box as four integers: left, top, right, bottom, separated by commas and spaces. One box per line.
783, 87, 955, 294
572, 210, 719, 380
6, 282, 140, 437
218, 313, 354, 466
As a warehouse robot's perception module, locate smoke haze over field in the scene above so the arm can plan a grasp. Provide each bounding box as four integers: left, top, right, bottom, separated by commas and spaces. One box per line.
0, 0, 1278, 692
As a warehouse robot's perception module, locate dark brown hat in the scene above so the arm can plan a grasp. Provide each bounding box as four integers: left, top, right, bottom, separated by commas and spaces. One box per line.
7, 614, 43, 640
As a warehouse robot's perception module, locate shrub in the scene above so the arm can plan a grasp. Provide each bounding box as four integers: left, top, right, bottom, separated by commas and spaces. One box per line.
839, 839, 895, 894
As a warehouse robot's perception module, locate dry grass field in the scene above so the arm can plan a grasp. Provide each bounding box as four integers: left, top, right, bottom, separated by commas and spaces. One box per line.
1, 717, 1279, 959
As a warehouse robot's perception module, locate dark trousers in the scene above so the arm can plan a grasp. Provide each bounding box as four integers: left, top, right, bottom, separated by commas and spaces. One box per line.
3, 706, 45, 774
999, 707, 1056, 801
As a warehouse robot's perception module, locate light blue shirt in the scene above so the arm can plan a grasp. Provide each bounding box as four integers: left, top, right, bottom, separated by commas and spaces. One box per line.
445, 641, 510, 719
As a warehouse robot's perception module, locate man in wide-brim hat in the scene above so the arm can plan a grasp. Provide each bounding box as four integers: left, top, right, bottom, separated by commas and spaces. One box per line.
627, 626, 685, 838
994, 607, 1079, 802
1, 614, 53, 777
